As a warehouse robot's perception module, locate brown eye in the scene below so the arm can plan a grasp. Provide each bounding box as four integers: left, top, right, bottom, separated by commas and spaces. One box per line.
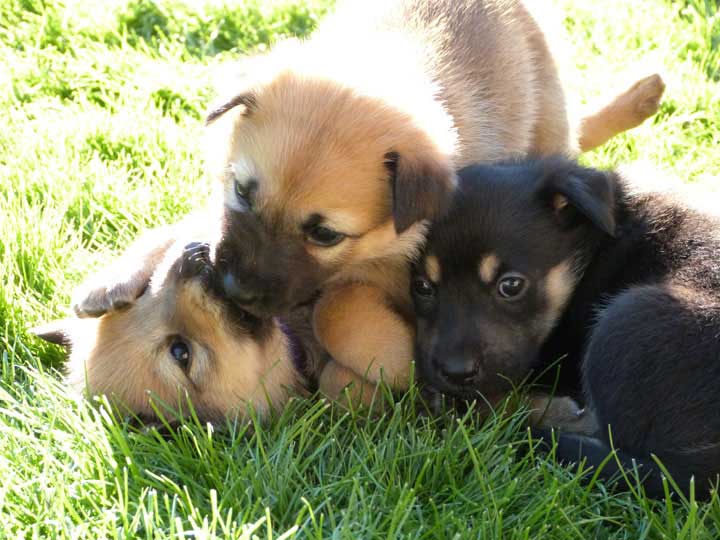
170, 338, 191, 370
307, 225, 346, 247
412, 276, 436, 298
234, 179, 258, 210
497, 273, 528, 300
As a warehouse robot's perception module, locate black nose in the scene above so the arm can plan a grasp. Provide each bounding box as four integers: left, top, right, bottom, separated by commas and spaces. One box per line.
222, 273, 262, 306
436, 356, 478, 385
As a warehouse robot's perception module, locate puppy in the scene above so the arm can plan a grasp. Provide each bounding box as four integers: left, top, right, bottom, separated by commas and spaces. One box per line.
34, 222, 323, 424
75, 0, 665, 404
412, 157, 720, 499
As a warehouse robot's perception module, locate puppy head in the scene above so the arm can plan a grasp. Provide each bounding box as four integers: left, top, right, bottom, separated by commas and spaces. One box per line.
411, 157, 616, 400
33, 241, 302, 423
206, 44, 457, 315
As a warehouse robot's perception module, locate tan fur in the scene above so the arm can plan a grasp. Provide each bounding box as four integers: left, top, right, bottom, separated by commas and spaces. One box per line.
58, 239, 302, 422
552, 194, 569, 212
578, 74, 666, 151
318, 359, 389, 411
72, 211, 223, 319
72, 0, 664, 408
205, 0, 571, 400
313, 283, 413, 387
478, 254, 501, 284
202, 0, 665, 404
425, 255, 442, 283
536, 260, 576, 339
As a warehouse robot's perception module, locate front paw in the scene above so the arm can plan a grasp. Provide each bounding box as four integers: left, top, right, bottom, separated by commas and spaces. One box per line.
318, 359, 388, 412
528, 394, 598, 435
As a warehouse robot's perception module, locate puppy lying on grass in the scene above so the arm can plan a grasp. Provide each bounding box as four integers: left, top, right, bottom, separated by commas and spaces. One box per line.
32, 216, 324, 424
412, 157, 720, 499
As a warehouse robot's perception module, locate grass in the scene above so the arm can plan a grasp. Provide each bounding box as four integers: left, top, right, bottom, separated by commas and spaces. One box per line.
1, 0, 719, 537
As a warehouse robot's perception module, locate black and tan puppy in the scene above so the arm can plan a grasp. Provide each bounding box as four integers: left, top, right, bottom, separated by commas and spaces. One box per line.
34, 218, 324, 424
412, 157, 720, 499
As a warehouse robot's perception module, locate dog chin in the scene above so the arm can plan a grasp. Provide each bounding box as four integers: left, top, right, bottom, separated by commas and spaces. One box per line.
417, 361, 480, 401
440, 384, 499, 403
424, 371, 507, 403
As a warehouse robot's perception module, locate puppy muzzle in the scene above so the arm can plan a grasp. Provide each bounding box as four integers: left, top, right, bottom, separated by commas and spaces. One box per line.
214, 209, 321, 318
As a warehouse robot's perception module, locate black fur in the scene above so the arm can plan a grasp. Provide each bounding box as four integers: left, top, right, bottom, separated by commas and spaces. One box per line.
413, 157, 720, 499
214, 210, 320, 319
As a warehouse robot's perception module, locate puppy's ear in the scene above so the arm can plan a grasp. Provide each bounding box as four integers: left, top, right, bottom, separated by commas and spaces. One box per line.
385, 151, 457, 233
29, 320, 73, 348
538, 162, 617, 237
205, 92, 256, 125
72, 263, 152, 319
72, 226, 176, 318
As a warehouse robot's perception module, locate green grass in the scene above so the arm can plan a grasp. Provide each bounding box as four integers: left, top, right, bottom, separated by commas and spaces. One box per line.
1, 0, 719, 537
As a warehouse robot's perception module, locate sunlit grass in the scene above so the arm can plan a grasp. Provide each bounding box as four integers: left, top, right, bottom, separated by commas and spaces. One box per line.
1, 0, 719, 537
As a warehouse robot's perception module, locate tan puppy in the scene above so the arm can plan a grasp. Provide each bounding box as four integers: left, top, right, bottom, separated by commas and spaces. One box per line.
75, 0, 665, 406
35, 225, 322, 423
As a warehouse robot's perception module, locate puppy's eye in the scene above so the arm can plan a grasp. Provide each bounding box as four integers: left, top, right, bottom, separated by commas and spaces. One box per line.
496, 274, 528, 300
307, 225, 346, 247
412, 276, 436, 298
169, 338, 192, 370
234, 179, 257, 209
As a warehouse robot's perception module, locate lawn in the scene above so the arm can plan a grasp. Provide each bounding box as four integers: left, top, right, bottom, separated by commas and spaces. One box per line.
1, 0, 719, 537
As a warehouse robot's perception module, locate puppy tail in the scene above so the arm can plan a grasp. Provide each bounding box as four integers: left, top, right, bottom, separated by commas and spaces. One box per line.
528, 428, 709, 500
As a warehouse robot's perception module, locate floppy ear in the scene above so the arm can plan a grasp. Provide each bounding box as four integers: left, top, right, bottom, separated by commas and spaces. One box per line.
205, 92, 256, 125
385, 151, 457, 233
72, 225, 177, 318
538, 163, 617, 237
29, 320, 73, 347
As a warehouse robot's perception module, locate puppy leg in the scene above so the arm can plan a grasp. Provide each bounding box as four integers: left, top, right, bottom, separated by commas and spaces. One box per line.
578, 74, 665, 151
581, 284, 720, 498
313, 283, 413, 395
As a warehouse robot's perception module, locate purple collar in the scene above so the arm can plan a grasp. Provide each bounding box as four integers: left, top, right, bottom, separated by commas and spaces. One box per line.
277, 319, 307, 375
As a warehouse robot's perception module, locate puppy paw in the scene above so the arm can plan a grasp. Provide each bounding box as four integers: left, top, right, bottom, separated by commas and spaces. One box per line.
318, 359, 388, 412
528, 394, 598, 435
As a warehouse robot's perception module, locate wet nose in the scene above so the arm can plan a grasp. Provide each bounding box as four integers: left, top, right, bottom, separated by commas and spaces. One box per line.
436, 356, 478, 385
222, 273, 262, 306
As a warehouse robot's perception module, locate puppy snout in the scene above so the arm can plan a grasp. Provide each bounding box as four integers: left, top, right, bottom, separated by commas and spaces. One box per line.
436, 355, 478, 385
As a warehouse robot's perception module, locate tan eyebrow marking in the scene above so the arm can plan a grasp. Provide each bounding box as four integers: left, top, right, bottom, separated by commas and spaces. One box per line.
553, 193, 569, 211
478, 253, 501, 284
535, 259, 577, 338
425, 255, 441, 282
545, 260, 574, 315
